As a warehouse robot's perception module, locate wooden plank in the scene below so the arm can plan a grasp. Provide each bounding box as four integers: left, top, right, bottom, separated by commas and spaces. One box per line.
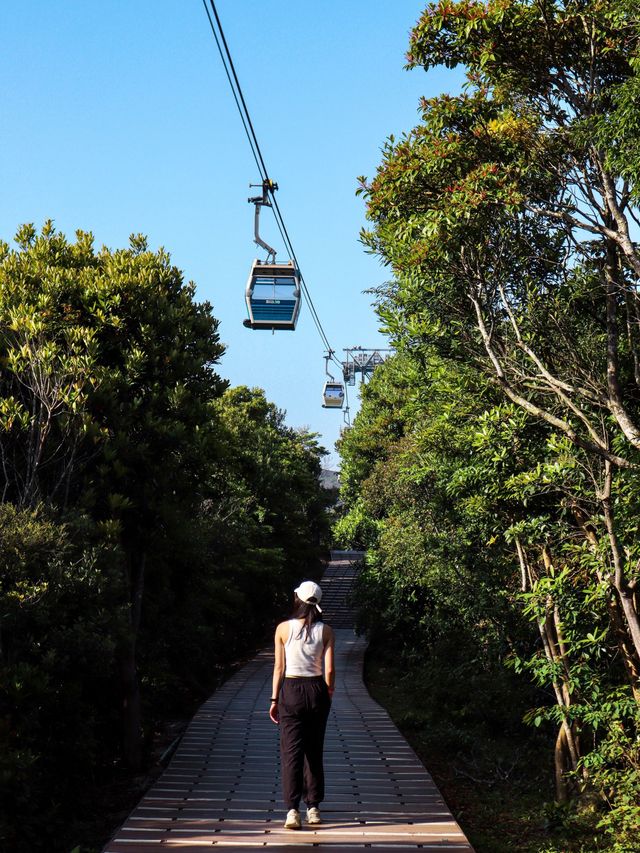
106, 846, 473, 852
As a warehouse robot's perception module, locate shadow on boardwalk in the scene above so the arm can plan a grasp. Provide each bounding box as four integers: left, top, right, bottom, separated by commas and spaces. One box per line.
103, 550, 474, 852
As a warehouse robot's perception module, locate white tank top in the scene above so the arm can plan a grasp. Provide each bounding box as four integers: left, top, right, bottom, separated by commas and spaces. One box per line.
284, 619, 324, 677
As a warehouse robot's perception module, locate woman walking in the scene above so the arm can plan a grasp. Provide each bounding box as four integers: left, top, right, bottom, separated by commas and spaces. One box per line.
269, 580, 335, 829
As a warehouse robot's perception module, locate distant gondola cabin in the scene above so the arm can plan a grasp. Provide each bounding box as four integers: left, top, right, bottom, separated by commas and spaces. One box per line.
322, 381, 345, 408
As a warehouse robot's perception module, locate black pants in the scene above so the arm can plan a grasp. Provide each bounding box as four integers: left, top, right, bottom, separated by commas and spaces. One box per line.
279, 676, 330, 810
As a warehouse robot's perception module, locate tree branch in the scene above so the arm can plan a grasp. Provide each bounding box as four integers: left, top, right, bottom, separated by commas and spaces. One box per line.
469, 291, 637, 470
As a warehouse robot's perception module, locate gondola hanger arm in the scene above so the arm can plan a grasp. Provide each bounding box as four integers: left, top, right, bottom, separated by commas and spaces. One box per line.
248, 178, 278, 263
324, 351, 335, 382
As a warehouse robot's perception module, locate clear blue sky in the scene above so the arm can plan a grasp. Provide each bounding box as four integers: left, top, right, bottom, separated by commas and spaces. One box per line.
1, 1, 464, 468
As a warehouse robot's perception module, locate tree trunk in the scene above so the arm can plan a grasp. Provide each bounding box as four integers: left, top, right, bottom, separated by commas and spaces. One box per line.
554, 725, 571, 803
517, 541, 585, 790
573, 507, 640, 697
601, 463, 640, 665
604, 243, 640, 449
536, 613, 581, 771
538, 548, 582, 773
120, 550, 146, 770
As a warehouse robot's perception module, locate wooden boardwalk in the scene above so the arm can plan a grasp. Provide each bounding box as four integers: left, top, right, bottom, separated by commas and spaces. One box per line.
103, 551, 473, 852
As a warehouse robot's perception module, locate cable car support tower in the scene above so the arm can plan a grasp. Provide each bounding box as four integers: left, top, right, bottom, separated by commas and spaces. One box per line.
342, 347, 392, 387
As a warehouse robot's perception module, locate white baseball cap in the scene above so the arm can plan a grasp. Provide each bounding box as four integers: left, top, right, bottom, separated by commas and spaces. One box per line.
294, 580, 323, 612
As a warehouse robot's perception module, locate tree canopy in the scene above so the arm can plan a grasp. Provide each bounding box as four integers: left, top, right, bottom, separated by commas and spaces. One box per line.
342, 1, 640, 846
0, 224, 330, 852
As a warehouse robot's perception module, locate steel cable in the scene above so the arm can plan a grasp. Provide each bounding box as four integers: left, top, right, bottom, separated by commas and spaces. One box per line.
202, 0, 341, 366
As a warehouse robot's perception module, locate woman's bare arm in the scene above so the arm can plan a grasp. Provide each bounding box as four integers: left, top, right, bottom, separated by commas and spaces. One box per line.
323, 624, 335, 697
270, 622, 287, 723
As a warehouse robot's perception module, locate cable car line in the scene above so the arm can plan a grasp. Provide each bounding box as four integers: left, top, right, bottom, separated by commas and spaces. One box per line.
201, 0, 270, 184
202, 0, 340, 358
200, 0, 263, 180
268, 193, 336, 356
202, 0, 330, 348
202, 1, 379, 416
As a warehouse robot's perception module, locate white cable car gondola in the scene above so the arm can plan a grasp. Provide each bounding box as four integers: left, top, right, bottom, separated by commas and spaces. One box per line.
321, 353, 345, 408
322, 380, 345, 408
243, 179, 301, 331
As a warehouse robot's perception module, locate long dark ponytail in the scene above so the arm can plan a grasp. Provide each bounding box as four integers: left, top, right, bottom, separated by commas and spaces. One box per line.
291, 594, 322, 641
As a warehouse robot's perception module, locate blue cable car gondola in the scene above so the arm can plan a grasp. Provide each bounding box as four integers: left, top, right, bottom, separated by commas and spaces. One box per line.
243, 259, 301, 330
243, 178, 302, 331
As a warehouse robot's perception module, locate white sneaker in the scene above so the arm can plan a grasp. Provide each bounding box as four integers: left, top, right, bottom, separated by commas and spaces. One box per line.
307, 806, 322, 825
284, 808, 301, 829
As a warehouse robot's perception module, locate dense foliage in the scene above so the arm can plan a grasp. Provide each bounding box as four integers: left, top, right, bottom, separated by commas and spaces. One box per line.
339, 1, 640, 849
0, 224, 329, 852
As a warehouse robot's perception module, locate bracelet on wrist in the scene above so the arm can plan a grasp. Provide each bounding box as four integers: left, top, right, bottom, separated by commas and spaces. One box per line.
270, 698, 278, 703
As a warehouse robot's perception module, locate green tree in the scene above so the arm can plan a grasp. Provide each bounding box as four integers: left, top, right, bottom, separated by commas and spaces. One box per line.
360, 1, 640, 665
1, 223, 227, 768
212, 386, 329, 595
134, 387, 330, 712
0, 505, 125, 851
338, 349, 640, 844
1, 223, 331, 851
347, 1, 640, 843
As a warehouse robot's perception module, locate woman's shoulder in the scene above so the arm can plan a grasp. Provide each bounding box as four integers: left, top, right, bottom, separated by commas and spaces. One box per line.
321, 622, 335, 640
275, 620, 292, 639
